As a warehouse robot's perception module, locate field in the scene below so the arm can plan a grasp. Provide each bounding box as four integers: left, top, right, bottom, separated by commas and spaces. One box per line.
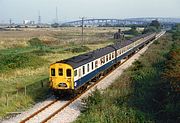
0, 27, 126, 118
0, 27, 130, 49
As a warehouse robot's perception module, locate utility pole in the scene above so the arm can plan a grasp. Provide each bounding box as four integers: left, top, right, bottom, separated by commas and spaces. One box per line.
80, 17, 86, 44
38, 10, 41, 25
123, 21, 126, 31
9, 18, 12, 27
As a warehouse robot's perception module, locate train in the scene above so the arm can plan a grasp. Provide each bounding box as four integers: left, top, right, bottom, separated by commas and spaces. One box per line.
49, 32, 157, 95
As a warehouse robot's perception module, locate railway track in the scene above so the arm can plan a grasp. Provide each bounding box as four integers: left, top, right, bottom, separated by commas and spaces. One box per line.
20, 58, 129, 123
20, 99, 58, 123
19, 31, 166, 123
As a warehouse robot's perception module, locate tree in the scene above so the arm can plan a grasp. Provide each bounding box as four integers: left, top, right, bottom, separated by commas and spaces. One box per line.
124, 25, 139, 36
143, 20, 161, 34
131, 25, 137, 30
143, 26, 158, 34
149, 20, 161, 30
51, 23, 59, 28
172, 24, 180, 32
171, 24, 180, 40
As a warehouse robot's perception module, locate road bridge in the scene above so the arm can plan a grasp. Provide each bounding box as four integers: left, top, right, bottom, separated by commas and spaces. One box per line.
63, 19, 149, 26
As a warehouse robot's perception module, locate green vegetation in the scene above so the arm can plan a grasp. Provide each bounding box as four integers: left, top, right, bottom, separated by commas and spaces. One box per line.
0, 53, 47, 73
28, 37, 45, 48
0, 47, 36, 55
143, 20, 161, 33
0, 37, 49, 117
170, 24, 180, 40
64, 45, 90, 53
124, 26, 140, 36
163, 24, 180, 93
0, 27, 115, 119
0, 76, 49, 117
0, 38, 49, 73
75, 32, 180, 122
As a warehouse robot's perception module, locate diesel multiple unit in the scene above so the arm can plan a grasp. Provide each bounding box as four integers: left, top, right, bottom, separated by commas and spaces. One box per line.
49, 33, 156, 94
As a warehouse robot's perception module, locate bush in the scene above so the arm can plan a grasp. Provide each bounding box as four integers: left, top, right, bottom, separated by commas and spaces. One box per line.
124, 26, 140, 36
65, 45, 90, 53
28, 38, 45, 48
0, 53, 47, 72
153, 40, 160, 45
31, 47, 55, 56
172, 31, 180, 40
82, 89, 103, 112
163, 41, 180, 92
142, 20, 161, 34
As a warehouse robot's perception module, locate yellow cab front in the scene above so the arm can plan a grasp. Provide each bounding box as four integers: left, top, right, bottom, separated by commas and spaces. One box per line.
49, 63, 74, 90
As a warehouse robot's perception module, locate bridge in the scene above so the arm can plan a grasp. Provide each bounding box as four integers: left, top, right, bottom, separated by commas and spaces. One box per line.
62, 18, 180, 27
63, 19, 149, 26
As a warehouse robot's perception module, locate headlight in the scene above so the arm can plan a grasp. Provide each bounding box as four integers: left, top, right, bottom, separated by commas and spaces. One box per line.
58, 83, 67, 87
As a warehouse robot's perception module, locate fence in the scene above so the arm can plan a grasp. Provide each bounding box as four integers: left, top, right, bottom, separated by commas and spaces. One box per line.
0, 78, 50, 107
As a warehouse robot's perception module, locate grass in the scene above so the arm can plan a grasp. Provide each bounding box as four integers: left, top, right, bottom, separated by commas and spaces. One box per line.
0, 27, 119, 50
0, 47, 36, 55
0, 27, 117, 119
64, 45, 90, 53
0, 76, 49, 117
75, 33, 179, 123
0, 52, 47, 73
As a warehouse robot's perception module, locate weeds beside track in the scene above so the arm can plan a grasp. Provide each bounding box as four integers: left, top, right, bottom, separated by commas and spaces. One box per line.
75, 33, 180, 123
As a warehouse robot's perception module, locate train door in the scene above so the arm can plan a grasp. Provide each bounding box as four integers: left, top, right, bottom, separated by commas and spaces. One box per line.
114, 50, 118, 64
78, 68, 82, 79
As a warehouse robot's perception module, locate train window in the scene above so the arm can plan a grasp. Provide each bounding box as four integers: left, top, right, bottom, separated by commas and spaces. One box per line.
83, 66, 85, 75
95, 61, 98, 68
87, 64, 90, 72
109, 54, 111, 60
59, 68, 63, 76
100, 57, 105, 65
74, 70, 77, 77
51, 68, 55, 76
91, 62, 94, 70
106, 55, 108, 62
100, 58, 103, 64
79, 68, 81, 77
103, 57, 105, 63
112, 53, 114, 58
66, 69, 71, 77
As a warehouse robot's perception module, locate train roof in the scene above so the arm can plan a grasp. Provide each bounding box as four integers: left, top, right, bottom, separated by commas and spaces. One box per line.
59, 46, 115, 68
56, 33, 154, 68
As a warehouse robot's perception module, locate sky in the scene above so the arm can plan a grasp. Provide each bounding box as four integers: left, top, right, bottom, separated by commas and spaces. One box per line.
0, 0, 180, 24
